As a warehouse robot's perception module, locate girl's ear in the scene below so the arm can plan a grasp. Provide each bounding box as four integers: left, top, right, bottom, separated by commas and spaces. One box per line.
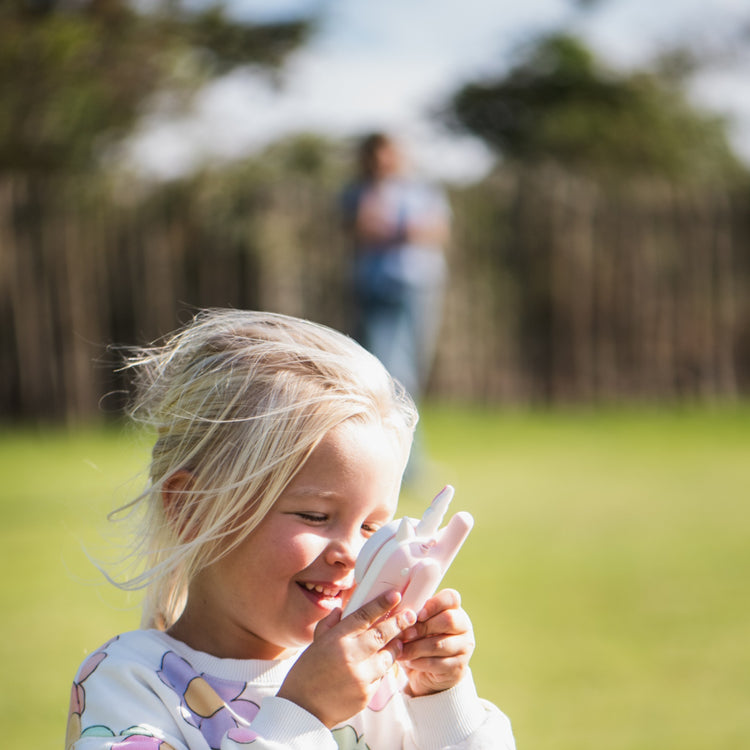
162, 469, 196, 536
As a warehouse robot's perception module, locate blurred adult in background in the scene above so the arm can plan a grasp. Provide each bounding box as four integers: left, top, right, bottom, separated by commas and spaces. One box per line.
341, 133, 451, 479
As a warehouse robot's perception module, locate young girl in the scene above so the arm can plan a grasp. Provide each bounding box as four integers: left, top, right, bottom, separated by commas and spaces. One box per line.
66, 309, 516, 750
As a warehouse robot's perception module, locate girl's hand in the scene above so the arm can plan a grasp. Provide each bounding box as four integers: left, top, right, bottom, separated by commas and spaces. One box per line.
277, 590, 416, 728
398, 588, 475, 697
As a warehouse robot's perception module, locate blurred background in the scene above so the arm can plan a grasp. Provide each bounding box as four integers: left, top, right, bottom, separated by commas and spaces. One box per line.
1, 0, 749, 748
3, 0, 750, 418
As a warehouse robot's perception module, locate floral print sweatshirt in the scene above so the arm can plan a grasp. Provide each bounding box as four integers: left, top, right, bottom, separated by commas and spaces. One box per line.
66, 630, 516, 750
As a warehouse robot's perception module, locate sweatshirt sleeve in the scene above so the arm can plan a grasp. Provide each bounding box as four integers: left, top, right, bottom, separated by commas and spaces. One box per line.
219, 697, 337, 750
404, 672, 516, 750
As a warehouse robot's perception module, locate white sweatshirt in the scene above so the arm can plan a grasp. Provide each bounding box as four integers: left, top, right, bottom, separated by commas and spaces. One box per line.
66, 630, 516, 750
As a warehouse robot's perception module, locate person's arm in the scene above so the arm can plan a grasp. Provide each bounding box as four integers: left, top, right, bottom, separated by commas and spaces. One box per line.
219, 698, 338, 750
352, 186, 405, 245
405, 214, 450, 246
404, 672, 516, 750
402, 182, 451, 248
397, 589, 517, 749
277, 591, 415, 729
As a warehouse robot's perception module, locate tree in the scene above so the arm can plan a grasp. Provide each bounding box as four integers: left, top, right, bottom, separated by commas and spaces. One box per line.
444, 33, 744, 181
0, 0, 315, 172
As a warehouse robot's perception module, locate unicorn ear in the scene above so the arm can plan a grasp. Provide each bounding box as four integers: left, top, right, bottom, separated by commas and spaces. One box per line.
396, 516, 414, 542
415, 485, 455, 537
432, 511, 474, 568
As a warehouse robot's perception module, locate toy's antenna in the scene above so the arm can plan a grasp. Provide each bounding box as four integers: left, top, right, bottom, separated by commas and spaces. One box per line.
416, 485, 454, 537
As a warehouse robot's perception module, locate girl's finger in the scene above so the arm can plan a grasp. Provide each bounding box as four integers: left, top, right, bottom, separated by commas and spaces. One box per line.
345, 589, 402, 632
400, 633, 474, 663
343, 591, 417, 652
402, 606, 472, 643
416, 588, 461, 623
376, 638, 403, 675
312, 606, 343, 639
361, 606, 416, 657
401, 654, 467, 678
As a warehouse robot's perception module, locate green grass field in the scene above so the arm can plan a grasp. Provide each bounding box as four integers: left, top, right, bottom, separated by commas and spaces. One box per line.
2, 405, 748, 749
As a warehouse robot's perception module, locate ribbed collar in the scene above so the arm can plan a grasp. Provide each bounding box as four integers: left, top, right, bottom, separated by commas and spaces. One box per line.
149, 629, 301, 685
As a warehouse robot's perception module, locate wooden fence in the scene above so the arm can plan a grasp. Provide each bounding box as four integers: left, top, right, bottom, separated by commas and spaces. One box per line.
1, 169, 749, 422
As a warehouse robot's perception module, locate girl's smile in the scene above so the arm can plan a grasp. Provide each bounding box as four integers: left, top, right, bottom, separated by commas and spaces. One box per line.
297, 581, 350, 611
168, 419, 406, 660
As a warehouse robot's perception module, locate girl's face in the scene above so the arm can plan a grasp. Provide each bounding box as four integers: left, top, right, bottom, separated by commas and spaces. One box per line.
171, 419, 407, 660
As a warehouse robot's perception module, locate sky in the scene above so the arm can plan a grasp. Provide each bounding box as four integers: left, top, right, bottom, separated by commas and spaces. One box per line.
125, 0, 750, 184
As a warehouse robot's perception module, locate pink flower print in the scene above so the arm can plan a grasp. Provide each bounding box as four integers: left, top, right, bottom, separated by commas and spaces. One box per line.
157, 651, 259, 750
79, 649, 109, 683
111, 736, 177, 750
367, 667, 399, 712
226, 727, 260, 744
66, 650, 109, 749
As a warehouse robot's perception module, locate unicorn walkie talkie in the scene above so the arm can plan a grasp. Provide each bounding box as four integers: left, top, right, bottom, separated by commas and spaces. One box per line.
343, 485, 474, 616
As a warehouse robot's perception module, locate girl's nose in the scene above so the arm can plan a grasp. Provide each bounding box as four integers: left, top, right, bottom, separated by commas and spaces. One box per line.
325, 532, 360, 569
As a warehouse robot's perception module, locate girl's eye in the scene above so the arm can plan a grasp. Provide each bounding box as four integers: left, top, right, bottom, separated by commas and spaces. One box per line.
361, 523, 378, 535
296, 512, 327, 524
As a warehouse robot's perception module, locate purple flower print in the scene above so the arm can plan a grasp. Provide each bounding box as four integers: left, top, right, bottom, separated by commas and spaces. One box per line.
157, 651, 259, 750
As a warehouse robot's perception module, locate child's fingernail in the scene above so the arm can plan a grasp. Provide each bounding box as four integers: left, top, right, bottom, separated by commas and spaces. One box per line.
399, 609, 416, 628
384, 590, 401, 608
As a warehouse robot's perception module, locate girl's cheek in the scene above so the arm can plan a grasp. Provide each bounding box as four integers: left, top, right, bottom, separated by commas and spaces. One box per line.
294, 531, 331, 559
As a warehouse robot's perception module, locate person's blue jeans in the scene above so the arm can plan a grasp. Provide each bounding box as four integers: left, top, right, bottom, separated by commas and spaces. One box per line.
354, 252, 445, 479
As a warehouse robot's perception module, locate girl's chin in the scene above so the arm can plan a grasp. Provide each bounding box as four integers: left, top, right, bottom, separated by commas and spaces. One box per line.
292, 611, 341, 647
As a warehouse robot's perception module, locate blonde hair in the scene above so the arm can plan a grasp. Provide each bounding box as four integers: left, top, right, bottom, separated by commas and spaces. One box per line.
110, 309, 417, 630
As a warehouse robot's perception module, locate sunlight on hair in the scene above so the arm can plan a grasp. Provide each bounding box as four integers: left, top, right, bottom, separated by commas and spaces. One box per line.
105, 309, 418, 629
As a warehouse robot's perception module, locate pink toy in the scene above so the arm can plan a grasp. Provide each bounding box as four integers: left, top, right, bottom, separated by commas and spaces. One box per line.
343, 485, 474, 616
